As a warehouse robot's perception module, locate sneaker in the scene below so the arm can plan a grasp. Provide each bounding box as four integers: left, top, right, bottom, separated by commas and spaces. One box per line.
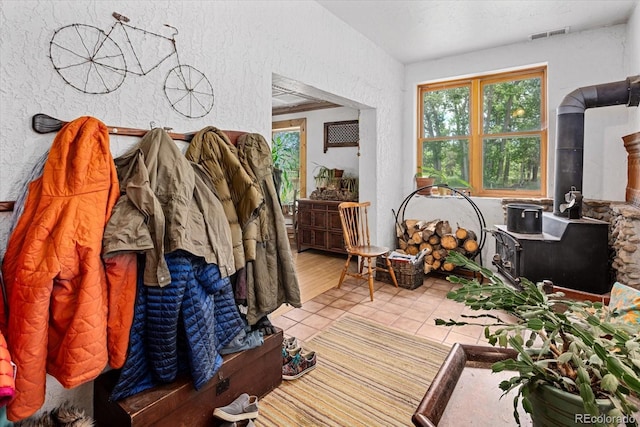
213, 393, 259, 422
283, 335, 297, 349
282, 336, 298, 365
282, 349, 317, 380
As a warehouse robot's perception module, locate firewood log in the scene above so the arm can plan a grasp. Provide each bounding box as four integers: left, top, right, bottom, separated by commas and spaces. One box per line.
455, 226, 469, 240
466, 230, 477, 241
435, 220, 452, 237
442, 261, 455, 271
441, 234, 459, 250
398, 238, 408, 250
463, 238, 479, 254
432, 248, 447, 260
424, 219, 439, 233
404, 219, 419, 231
421, 229, 434, 242
431, 259, 441, 270
411, 231, 423, 243
419, 242, 433, 253
414, 220, 428, 230
424, 263, 433, 274
406, 245, 419, 255
428, 235, 440, 245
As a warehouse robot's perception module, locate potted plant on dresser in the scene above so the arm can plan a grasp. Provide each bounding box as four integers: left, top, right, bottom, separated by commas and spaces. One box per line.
435, 251, 640, 427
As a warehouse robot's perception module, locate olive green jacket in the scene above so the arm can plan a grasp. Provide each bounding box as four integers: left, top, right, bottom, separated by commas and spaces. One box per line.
237, 133, 301, 324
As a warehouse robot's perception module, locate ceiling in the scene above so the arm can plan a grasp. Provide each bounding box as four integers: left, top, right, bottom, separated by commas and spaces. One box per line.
273, 0, 639, 113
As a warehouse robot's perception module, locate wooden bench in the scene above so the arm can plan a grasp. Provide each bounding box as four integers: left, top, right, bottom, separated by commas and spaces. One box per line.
94, 328, 283, 427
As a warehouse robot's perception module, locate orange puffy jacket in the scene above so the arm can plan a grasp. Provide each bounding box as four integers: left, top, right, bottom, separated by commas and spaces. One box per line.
0, 331, 15, 407
0, 117, 136, 421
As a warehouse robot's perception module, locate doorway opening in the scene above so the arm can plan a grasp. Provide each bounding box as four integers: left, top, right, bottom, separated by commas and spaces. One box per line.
272, 119, 306, 243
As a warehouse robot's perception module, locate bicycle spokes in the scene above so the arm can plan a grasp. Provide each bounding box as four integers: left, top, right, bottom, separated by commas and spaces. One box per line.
50, 24, 126, 94
164, 65, 214, 119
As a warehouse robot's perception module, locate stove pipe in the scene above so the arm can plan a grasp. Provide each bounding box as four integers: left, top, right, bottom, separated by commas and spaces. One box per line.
553, 75, 640, 216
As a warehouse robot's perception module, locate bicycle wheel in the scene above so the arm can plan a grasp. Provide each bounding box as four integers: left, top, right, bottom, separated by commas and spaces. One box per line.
164, 65, 214, 118
49, 24, 126, 94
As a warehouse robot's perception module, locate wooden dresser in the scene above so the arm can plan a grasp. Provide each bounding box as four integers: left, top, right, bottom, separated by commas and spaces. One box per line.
297, 199, 347, 254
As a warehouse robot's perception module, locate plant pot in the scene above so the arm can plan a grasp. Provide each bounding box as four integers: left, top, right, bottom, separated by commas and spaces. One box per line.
526, 384, 614, 427
416, 177, 435, 195
333, 168, 344, 178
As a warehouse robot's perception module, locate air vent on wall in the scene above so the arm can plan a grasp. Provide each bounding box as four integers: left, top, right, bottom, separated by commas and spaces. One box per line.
529, 27, 570, 41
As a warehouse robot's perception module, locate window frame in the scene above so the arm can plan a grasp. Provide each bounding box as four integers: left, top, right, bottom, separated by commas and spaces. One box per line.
417, 66, 547, 197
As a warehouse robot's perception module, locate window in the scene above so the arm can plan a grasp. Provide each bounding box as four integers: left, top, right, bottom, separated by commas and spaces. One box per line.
417, 66, 547, 197
272, 118, 307, 204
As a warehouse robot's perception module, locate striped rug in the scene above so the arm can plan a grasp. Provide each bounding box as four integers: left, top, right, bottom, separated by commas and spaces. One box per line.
256, 315, 451, 427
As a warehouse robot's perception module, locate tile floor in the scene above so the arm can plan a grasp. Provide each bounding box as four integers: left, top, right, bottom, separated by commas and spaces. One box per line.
271, 272, 487, 348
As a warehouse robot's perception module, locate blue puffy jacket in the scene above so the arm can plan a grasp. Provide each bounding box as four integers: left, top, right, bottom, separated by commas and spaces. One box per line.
110, 251, 244, 400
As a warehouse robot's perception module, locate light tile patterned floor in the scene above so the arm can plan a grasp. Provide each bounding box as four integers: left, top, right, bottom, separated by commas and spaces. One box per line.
271, 272, 486, 347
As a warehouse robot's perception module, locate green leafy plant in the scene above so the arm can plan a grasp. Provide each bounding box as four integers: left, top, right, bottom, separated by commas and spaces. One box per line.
271, 136, 299, 204
312, 163, 336, 189
435, 251, 640, 426
419, 166, 470, 188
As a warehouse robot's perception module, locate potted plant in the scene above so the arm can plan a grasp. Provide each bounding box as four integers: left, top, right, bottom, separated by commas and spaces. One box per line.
418, 166, 470, 196
312, 164, 334, 190
415, 167, 437, 195
435, 251, 640, 427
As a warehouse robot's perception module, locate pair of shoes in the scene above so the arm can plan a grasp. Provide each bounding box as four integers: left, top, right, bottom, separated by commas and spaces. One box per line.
213, 393, 259, 422
282, 348, 317, 380
282, 336, 298, 365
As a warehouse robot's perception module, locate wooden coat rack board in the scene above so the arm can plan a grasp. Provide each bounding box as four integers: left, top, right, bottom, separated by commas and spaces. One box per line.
0, 114, 247, 212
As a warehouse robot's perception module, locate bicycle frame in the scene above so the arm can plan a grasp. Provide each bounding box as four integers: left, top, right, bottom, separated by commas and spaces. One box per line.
101, 12, 181, 77
49, 11, 214, 118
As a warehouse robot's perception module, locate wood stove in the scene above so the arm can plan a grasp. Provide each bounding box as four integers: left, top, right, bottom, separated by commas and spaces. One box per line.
492, 75, 640, 294
492, 213, 610, 293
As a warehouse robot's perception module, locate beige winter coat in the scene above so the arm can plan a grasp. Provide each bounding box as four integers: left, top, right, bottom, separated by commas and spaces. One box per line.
185, 127, 264, 271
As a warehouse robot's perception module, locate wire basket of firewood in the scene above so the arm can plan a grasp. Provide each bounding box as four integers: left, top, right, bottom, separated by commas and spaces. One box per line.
392, 184, 487, 275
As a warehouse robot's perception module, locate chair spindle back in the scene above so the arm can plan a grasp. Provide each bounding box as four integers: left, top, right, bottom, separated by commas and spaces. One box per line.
339, 201, 371, 251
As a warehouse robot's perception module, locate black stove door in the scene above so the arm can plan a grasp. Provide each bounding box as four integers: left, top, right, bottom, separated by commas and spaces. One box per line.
491, 229, 521, 286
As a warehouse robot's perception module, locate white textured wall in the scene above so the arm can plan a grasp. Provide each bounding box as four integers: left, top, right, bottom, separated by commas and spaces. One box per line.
273, 106, 360, 198
0, 0, 404, 417
404, 24, 636, 266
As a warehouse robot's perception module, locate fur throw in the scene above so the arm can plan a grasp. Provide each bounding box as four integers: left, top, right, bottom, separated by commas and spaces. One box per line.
14, 403, 93, 427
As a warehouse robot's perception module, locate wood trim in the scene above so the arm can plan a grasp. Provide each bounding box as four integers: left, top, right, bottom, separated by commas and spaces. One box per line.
272, 100, 339, 116
0, 201, 15, 212
412, 343, 519, 427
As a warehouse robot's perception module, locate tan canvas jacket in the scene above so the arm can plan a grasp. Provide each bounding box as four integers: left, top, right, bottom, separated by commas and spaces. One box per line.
103, 128, 235, 286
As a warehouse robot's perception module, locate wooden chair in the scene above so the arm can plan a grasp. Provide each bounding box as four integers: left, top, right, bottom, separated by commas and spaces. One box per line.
337, 201, 398, 301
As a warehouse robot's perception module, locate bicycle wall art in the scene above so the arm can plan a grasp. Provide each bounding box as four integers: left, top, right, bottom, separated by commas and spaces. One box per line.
48, 12, 214, 119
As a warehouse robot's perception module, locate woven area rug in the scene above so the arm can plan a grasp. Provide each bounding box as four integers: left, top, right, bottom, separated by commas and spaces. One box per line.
256, 315, 451, 427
